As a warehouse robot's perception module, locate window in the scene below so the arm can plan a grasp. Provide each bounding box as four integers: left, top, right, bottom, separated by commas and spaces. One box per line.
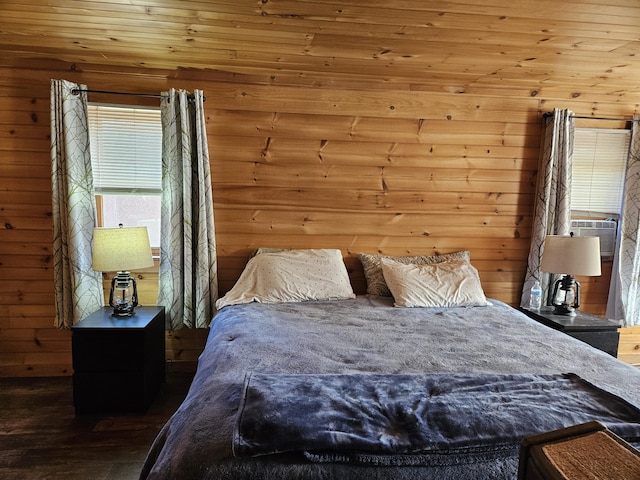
88, 104, 162, 249
571, 128, 630, 218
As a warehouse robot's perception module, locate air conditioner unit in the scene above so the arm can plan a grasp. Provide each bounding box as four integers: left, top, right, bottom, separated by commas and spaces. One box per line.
570, 220, 617, 257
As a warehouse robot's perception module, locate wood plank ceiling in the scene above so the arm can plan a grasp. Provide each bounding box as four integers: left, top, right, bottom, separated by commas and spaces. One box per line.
1, 0, 639, 98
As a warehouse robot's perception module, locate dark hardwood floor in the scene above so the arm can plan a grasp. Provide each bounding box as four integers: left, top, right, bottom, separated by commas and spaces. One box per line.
0, 371, 194, 480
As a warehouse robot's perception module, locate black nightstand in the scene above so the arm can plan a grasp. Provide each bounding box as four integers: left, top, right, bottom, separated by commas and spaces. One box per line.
72, 306, 165, 414
519, 306, 620, 357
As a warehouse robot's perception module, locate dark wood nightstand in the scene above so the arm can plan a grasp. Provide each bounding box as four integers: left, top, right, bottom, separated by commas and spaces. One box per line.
519, 306, 621, 357
72, 306, 165, 414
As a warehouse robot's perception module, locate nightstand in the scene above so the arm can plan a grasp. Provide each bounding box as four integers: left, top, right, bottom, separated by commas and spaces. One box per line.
72, 306, 165, 414
519, 306, 620, 357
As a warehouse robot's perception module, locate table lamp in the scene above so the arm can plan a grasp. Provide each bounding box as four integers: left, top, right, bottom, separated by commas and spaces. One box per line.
92, 225, 154, 317
540, 234, 601, 316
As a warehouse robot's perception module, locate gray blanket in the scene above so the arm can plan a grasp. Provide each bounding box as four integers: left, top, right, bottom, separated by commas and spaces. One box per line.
141, 297, 640, 480
234, 372, 640, 464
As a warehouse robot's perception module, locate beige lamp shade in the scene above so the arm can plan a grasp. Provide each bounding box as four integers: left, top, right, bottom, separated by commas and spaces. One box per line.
540, 235, 602, 277
92, 226, 154, 272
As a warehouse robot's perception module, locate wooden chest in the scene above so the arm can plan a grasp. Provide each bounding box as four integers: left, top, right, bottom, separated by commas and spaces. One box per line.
518, 421, 640, 480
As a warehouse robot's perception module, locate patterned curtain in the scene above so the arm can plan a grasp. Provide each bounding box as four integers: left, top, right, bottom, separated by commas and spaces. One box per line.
50, 79, 104, 329
158, 88, 218, 329
607, 116, 640, 326
521, 109, 574, 307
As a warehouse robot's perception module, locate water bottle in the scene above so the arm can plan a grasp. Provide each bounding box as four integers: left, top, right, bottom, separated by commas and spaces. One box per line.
530, 280, 542, 310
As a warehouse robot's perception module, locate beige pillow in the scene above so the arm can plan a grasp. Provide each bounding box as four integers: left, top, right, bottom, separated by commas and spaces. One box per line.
358, 251, 471, 296
380, 258, 489, 308
216, 249, 355, 309
249, 247, 288, 258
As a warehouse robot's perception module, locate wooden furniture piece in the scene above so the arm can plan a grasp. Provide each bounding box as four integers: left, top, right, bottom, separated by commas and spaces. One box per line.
519, 306, 620, 357
72, 306, 165, 414
518, 421, 640, 480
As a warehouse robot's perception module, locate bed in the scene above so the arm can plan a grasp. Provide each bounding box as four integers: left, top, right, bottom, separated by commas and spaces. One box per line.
140, 249, 640, 480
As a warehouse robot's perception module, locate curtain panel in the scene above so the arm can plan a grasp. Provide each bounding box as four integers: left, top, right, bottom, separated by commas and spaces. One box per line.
608, 116, 640, 326
521, 109, 574, 307
50, 79, 104, 329
158, 89, 218, 329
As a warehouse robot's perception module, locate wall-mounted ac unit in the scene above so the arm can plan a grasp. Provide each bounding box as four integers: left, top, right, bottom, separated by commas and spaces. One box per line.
570, 220, 617, 257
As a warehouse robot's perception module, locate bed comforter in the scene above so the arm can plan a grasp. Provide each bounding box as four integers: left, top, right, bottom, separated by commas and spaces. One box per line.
140, 297, 640, 479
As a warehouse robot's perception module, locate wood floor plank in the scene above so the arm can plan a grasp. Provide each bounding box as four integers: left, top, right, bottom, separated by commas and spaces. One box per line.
0, 372, 193, 480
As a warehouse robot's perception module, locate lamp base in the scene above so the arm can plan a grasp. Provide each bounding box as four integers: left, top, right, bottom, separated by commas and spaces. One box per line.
552, 303, 577, 316
111, 304, 136, 317
108, 271, 139, 318
550, 274, 580, 317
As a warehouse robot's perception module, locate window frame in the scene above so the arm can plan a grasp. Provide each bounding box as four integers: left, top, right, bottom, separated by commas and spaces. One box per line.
88, 103, 162, 256
571, 127, 630, 220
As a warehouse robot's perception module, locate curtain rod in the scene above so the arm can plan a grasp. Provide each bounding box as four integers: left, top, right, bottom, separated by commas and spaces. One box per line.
573, 115, 637, 122
71, 88, 205, 101
543, 112, 637, 122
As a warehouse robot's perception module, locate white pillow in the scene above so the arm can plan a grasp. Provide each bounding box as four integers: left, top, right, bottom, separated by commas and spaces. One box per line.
216, 249, 355, 309
380, 258, 489, 308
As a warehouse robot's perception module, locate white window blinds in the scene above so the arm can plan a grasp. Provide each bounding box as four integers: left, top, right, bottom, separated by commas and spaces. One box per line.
88, 104, 162, 194
571, 128, 630, 216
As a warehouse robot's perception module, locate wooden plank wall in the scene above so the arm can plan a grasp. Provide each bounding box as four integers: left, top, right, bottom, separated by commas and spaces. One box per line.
619, 325, 640, 368
1, 59, 639, 376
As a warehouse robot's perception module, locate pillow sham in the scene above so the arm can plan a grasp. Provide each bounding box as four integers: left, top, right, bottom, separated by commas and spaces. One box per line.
358, 250, 471, 296
380, 257, 489, 308
216, 249, 355, 309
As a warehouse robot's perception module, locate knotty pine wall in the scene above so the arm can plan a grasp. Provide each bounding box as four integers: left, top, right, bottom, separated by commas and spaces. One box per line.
1, 59, 638, 376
